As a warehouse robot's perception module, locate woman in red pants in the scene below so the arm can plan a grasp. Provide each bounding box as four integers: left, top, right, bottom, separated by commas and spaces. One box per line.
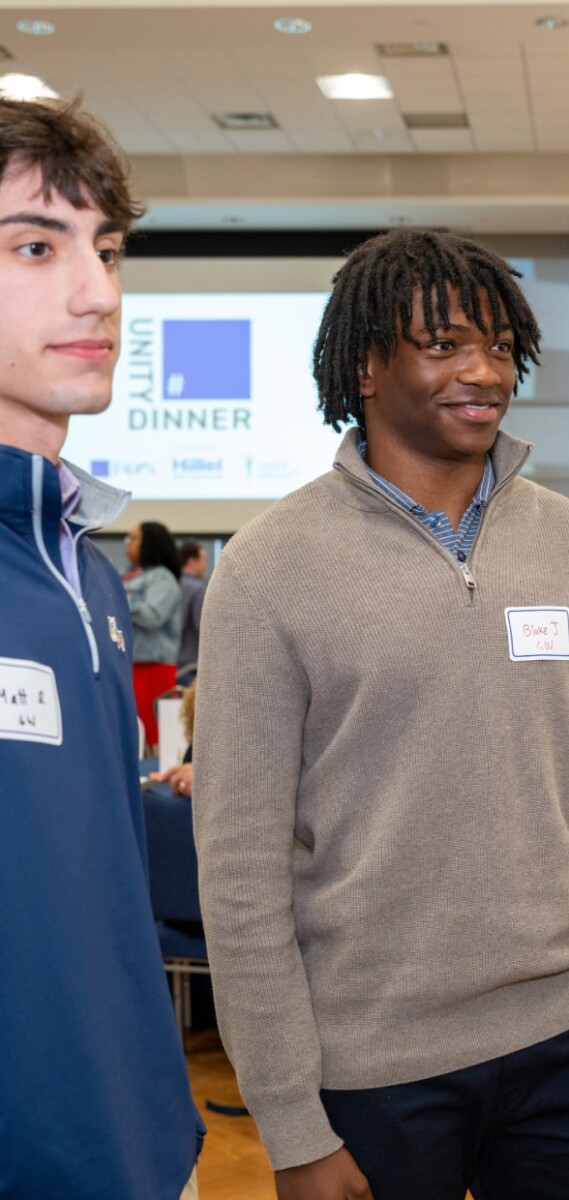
123, 521, 181, 752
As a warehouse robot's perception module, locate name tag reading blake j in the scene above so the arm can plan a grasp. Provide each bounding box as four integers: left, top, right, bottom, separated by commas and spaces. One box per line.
0, 658, 62, 744
505, 607, 569, 661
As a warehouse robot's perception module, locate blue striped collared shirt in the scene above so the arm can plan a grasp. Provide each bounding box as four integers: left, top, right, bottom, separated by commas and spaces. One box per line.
358, 442, 495, 562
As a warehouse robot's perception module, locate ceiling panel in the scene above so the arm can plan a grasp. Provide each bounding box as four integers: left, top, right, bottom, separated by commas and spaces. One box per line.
220, 128, 295, 152
452, 39, 527, 57
302, 42, 388, 75
534, 131, 569, 152
376, 57, 464, 112
167, 57, 268, 113
456, 53, 534, 150
471, 126, 535, 151
287, 130, 357, 151
326, 98, 406, 133
413, 128, 475, 152
104, 56, 232, 151
353, 130, 414, 152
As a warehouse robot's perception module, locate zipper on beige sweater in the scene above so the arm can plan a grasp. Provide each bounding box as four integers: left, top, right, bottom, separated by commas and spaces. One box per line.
462, 563, 477, 590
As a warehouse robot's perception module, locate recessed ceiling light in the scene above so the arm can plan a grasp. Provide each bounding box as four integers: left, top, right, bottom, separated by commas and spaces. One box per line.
0, 73, 59, 101
316, 73, 394, 100
535, 15, 569, 29
16, 20, 56, 36
273, 17, 312, 35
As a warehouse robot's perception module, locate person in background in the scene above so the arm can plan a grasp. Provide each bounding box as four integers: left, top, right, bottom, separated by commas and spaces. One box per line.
123, 520, 182, 752
157, 680, 196, 796
0, 95, 203, 1199
193, 229, 569, 1200
177, 541, 208, 685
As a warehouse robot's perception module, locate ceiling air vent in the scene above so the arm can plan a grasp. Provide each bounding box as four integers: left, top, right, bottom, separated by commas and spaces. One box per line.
403, 112, 469, 129
212, 112, 279, 131
377, 42, 448, 57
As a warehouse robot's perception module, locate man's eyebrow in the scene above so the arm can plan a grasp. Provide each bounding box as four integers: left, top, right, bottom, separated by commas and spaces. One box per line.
0, 212, 72, 233
96, 218, 128, 238
0, 211, 127, 238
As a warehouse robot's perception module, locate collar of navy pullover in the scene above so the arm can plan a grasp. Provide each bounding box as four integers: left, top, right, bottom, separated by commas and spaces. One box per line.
0, 444, 130, 535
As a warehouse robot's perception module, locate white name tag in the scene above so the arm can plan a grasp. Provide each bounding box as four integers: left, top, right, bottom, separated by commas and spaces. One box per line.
0, 658, 62, 744
505, 607, 569, 661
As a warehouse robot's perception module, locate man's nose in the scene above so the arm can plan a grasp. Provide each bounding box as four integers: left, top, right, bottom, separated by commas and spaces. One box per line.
67, 254, 120, 317
456, 347, 502, 387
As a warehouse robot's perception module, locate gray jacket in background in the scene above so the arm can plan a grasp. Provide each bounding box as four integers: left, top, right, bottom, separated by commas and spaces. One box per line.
123, 565, 181, 664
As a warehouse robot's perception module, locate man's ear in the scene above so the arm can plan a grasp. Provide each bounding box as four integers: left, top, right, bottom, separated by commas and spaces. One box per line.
358, 355, 376, 398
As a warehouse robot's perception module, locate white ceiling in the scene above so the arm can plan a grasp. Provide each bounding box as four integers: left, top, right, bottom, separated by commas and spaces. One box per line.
3, 2, 569, 231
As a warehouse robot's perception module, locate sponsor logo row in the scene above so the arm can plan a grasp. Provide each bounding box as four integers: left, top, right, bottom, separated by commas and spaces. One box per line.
91, 457, 298, 481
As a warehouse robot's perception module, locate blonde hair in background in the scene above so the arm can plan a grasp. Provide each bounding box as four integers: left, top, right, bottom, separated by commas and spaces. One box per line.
181, 681, 196, 746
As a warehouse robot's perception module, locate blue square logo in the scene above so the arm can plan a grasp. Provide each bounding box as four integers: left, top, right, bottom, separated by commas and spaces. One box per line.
91, 460, 110, 477
163, 319, 251, 401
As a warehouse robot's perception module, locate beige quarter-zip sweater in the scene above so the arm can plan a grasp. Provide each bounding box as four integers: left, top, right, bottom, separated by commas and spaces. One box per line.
192, 428, 569, 1170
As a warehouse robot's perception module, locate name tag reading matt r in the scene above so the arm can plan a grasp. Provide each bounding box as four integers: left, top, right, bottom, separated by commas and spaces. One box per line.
505, 607, 569, 661
0, 658, 62, 744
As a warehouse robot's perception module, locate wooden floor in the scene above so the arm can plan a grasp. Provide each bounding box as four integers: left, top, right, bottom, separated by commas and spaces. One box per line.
186, 1028, 275, 1200
185, 1029, 474, 1200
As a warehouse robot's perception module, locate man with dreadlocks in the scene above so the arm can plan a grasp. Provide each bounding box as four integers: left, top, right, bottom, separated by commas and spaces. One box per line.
193, 229, 569, 1199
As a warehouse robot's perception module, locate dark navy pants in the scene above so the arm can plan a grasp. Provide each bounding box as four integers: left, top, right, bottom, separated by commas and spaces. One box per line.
321, 1028, 569, 1199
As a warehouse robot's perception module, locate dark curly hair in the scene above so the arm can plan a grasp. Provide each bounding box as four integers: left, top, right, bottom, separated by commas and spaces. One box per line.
0, 95, 144, 231
313, 229, 541, 434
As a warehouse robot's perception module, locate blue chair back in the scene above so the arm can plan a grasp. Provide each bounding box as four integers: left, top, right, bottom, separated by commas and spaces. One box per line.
143, 786, 202, 923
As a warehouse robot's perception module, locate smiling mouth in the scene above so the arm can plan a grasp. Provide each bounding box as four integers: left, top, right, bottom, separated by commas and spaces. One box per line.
445, 402, 500, 423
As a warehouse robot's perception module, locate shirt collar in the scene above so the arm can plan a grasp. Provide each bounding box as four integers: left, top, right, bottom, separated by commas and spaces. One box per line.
57, 459, 82, 521
357, 440, 495, 514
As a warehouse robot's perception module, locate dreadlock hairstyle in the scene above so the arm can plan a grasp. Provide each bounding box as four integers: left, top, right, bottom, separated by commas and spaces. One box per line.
313, 229, 542, 434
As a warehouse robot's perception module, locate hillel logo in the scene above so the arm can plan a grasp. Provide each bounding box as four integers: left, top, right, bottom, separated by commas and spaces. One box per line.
172, 457, 223, 480
163, 319, 251, 401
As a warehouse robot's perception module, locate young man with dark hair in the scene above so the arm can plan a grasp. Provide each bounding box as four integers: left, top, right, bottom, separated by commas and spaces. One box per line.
179, 541, 208, 579
193, 229, 569, 1199
0, 96, 203, 1199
